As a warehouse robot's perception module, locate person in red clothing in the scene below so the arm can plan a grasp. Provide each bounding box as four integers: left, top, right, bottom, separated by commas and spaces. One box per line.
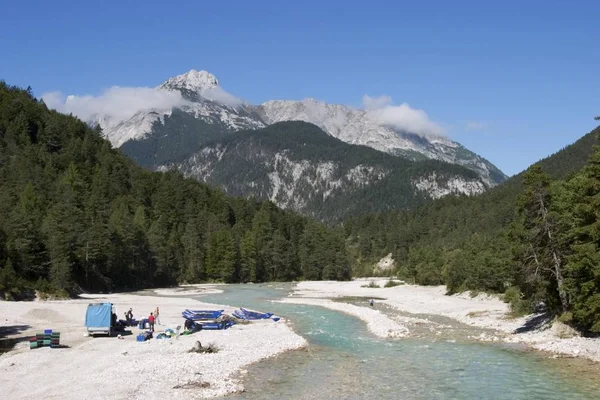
148, 312, 155, 332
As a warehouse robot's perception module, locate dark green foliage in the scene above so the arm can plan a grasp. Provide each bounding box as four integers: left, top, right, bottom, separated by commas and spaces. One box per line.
563, 143, 600, 331
512, 165, 570, 313
383, 279, 403, 288
361, 280, 380, 288
443, 233, 512, 295
504, 286, 532, 316
0, 82, 350, 297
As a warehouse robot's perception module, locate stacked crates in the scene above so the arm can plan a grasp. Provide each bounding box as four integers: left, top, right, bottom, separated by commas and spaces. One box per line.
29, 329, 60, 349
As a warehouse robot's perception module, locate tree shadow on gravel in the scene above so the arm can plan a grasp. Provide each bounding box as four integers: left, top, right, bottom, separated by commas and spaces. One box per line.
0, 324, 31, 353
513, 312, 554, 334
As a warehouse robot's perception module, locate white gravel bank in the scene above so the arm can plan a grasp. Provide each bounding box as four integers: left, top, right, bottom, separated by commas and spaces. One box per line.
0, 292, 306, 399
278, 297, 409, 338
289, 279, 600, 362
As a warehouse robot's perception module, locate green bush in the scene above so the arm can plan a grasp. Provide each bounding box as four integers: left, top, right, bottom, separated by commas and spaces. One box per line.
384, 279, 403, 288
361, 280, 380, 288
504, 286, 531, 317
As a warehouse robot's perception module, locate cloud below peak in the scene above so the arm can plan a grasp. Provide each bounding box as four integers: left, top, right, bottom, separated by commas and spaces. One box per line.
41, 85, 243, 125
42, 86, 188, 123
362, 95, 445, 137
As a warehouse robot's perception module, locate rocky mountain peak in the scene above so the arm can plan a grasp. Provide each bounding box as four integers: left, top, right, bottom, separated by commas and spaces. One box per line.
159, 69, 219, 92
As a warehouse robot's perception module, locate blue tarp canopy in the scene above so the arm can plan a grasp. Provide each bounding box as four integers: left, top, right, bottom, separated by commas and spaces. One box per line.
85, 303, 112, 327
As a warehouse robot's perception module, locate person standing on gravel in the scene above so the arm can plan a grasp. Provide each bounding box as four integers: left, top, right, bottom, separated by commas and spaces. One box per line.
148, 312, 155, 331
369, 298, 374, 307
154, 306, 161, 325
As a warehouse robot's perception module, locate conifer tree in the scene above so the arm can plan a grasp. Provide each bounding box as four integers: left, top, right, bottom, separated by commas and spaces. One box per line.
8, 183, 47, 279
515, 165, 569, 313
564, 141, 600, 331
239, 231, 257, 283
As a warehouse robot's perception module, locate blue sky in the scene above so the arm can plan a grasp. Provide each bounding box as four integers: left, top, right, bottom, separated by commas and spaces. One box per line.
1, 1, 599, 176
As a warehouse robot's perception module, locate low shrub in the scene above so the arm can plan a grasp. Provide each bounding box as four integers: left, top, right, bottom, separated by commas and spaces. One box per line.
384, 279, 404, 288
504, 286, 531, 317
361, 280, 380, 288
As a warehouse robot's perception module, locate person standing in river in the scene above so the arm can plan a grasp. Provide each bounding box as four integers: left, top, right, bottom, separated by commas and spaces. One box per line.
369, 298, 374, 307
154, 306, 161, 325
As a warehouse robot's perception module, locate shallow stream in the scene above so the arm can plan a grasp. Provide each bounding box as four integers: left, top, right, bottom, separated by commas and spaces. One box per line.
194, 284, 600, 400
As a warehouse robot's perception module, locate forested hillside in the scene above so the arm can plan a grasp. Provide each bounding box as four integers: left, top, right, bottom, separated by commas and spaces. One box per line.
0, 83, 351, 299
169, 121, 487, 221
345, 125, 600, 332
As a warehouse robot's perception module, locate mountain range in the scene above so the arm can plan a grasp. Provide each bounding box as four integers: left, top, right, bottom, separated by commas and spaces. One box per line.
161, 121, 487, 220
85, 69, 507, 217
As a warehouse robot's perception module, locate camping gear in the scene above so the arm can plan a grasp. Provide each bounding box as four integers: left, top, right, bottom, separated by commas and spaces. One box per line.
184, 319, 202, 333
136, 331, 153, 342
85, 303, 114, 336
182, 309, 224, 321
119, 318, 139, 327
232, 308, 274, 320
155, 327, 179, 340
164, 328, 176, 337
29, 330, 60, 349
138, 318, 149, 330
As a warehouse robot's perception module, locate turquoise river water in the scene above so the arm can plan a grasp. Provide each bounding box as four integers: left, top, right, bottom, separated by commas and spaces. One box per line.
193, 284, 600, 400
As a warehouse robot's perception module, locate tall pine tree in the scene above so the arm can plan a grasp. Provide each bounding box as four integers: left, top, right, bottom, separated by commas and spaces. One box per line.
564, 141, 600, 331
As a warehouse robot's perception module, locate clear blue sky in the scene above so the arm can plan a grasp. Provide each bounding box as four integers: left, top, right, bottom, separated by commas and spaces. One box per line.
1, 1, 599, 176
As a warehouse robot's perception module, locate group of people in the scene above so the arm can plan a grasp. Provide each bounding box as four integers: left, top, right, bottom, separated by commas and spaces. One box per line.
123, 306, 161, 331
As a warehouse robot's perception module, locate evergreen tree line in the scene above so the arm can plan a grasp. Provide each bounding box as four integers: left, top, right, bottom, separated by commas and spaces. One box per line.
0, 83, 350, 299
344, 126, 600, 333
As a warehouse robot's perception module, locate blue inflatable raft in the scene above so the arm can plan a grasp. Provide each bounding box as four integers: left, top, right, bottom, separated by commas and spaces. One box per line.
232, 308, 276, 320
182, 309, 224, 320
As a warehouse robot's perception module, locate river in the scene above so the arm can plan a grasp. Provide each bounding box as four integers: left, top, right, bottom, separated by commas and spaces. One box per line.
193, 284, 600, 399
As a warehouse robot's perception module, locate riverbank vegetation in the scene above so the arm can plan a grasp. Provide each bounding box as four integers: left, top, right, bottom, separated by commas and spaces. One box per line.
345, 125, 600, 333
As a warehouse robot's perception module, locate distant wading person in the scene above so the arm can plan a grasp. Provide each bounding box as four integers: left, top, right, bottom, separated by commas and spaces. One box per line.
148, 312, 155, 331
369, 298, 374, 307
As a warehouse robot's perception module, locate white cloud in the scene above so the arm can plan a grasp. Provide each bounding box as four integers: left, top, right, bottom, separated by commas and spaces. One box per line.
466, 121, 488, 131
41, 85, 243, 124
362, 95, 445, 136
42, 86, 188, 123
199, 87, 243, 107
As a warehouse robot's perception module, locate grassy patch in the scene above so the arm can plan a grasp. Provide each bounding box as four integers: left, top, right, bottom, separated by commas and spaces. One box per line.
466, 310, 489, 318
384, 279, 404, 288
361, 280, 380, 288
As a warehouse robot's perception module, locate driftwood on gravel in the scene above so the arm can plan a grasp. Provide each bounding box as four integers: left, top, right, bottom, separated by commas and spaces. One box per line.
188, 340, 219, 354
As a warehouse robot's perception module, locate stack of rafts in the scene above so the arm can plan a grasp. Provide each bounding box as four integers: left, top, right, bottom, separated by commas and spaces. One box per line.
29, 329, 60, 349
181, 309, 234, 330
